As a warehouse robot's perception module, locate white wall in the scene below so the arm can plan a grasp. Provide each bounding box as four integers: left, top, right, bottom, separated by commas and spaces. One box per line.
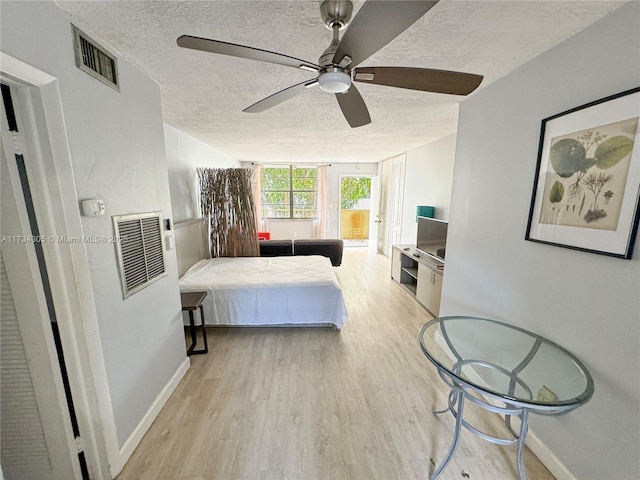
1, 0, 187, 455
165, 124, 240, 223
400, 134, 456, 244
444, 3, 639, 479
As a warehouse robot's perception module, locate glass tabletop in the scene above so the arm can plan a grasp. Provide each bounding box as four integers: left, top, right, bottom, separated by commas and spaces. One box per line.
419, 316, 594, 409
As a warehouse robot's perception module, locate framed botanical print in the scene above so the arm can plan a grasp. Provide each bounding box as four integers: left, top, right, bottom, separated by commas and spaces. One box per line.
526, 87, 640, 258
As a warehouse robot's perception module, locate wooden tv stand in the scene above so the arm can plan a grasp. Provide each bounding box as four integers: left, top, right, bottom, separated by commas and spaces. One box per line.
391, 244, 443, 317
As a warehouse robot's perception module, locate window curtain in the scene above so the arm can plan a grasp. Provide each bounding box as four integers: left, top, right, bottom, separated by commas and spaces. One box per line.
312, 164, 328, 239
251, 164, 265, 233
197, 168, 259, 258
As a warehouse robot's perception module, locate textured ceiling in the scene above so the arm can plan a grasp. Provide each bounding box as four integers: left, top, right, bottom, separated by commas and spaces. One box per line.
56, 0, 625, 163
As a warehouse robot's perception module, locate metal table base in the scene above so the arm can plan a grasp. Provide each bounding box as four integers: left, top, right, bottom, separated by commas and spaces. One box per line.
419, 317, 593, 480
180, 291, 209, 356
430, 371, 530, 480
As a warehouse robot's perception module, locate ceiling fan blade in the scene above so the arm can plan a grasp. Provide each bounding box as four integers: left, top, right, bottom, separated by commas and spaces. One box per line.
243, 79, 318, 113
335, 85, 371, 128
177, 35, 320, 72
333, 1, 439, 68
353, 67, 483, 96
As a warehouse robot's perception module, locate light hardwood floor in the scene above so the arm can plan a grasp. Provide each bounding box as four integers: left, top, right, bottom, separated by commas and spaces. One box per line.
117, 248, 554, 480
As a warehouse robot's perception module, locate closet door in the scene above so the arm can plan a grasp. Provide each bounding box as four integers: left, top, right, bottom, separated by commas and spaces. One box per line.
377, 159, 391, 255
1, 83, 80, 480
388, 153, 406, 251
377, 154, 406, 257
0, 254, 56, 479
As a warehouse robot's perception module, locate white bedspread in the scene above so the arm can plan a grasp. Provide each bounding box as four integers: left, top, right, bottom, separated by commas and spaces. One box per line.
179, 255, 348, 328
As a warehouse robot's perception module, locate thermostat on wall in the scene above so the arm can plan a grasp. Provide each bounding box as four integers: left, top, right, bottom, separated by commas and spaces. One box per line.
82, 199, 105, 216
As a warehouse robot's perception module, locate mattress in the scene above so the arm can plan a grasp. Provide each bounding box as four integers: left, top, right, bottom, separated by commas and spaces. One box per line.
179, 255, 348, 328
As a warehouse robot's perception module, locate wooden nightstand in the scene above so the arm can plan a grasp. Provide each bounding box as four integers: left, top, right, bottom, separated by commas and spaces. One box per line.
180, 291, 208, 355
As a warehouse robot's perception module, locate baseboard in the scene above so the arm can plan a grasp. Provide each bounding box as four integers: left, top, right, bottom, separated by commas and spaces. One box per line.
109, 357, 190, 476
525, 430, 576, 480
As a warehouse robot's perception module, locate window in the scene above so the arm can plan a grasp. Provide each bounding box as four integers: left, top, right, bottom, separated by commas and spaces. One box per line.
262, 166, 317, 219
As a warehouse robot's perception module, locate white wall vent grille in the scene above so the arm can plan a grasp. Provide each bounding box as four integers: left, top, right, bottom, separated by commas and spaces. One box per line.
72, 25, 120, 91
113, 212, 166, 298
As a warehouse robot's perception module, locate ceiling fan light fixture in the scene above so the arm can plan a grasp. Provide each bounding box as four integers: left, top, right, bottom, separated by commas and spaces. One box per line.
318, 70, 351, 93
178, 0, 482, 128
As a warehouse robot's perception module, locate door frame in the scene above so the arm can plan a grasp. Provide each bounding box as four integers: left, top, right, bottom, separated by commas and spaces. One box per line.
377, 160, 390, 255
2, 52, 115, 478
378, 154, 406, 257
2, 105, 79, 479
368, 175, 380, 254
337, 174, 376, 245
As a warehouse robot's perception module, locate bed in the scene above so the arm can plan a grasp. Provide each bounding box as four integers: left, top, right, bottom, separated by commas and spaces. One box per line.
175, 219, 348, 329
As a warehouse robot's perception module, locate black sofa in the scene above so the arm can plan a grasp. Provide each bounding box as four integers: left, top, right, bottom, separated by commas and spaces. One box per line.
258, 240, 294, 257
259, 238, 344, 267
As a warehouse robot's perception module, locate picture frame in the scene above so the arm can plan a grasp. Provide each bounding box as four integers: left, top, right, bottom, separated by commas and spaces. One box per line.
525, 87, 640, 259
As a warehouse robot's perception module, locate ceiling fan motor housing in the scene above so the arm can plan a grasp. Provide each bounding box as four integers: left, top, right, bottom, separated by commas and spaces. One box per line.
318, 0, 354, 67
320, 0, 353, 29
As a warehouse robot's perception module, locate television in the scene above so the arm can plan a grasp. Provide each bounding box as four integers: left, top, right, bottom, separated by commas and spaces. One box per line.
416, 216, 448, 263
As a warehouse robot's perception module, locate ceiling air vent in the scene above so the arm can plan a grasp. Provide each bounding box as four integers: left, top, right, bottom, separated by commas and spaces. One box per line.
113, 212, 166, 298
72, 25, 119, 91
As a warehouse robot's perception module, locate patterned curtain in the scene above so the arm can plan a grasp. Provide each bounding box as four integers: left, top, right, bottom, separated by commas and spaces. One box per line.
197, 168, 259, 257
251, 164, 265, 233
312, 164, 328, 239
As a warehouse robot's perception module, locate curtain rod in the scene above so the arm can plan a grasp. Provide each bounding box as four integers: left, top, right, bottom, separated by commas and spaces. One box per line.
250, 162, 332, 166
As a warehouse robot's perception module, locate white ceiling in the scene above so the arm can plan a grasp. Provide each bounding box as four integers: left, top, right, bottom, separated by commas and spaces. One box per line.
56, 0, 625, 164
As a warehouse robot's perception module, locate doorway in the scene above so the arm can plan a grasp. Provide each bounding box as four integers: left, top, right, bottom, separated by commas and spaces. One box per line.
339, 176, 372, 247
1, 82, 87, 479
0, 58, 109, 478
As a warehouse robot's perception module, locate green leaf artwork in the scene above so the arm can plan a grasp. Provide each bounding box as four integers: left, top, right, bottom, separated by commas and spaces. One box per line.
540, 115, 638, 231
594, 136, 634, 169
549, 139, 587, 178
549, 181, 564, 204
528, 90, 640, 257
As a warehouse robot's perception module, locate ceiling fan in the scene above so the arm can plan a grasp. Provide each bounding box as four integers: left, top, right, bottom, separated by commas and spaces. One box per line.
177, 0, 483, 128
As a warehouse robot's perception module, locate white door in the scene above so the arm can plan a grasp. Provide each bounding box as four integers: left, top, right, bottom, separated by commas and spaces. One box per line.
388, 153, 406, 252
1, 83, 82, 480
368, 175, 380, 253
377, 159, 390, 255
377, 154, 406, 257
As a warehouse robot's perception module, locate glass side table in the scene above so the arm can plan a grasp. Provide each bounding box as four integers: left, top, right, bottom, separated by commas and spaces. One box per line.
419, 316, 594, 480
